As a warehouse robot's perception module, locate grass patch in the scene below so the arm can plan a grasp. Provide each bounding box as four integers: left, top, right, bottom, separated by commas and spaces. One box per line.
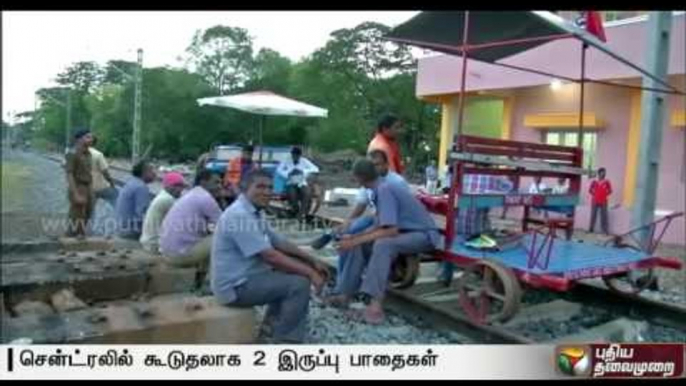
1, 160, 30, 212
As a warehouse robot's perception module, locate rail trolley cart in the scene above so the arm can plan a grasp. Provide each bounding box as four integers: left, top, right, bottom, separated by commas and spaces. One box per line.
382, 11, 686, 324
406, 135, 684, 324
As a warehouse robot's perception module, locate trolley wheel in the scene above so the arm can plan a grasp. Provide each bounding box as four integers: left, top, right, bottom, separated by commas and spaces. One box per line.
456, 259, 522, 324
602, 244, 656, 295
389, 254, 420, 289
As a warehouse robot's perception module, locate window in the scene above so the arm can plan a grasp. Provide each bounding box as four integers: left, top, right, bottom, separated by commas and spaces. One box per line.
544, 131, 598, 170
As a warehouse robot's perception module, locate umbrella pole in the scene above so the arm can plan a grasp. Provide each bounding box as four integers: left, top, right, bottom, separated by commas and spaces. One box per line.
259, 115, 265, 167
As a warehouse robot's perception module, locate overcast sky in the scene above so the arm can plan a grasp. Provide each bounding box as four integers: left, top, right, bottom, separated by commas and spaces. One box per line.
2, 11, 420, 121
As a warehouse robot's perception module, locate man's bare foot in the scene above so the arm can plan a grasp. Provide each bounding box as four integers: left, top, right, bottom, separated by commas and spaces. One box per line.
346, 307, 385, 325
322, 294, 351, 309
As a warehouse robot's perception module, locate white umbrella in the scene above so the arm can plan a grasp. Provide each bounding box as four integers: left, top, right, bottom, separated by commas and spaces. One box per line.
197, 90, 328, 164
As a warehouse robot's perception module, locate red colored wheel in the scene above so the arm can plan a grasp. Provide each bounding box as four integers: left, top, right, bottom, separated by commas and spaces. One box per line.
456, 259, 522, 324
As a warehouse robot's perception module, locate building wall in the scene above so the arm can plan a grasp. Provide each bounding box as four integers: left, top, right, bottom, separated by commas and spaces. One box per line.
506, 79, 684, 245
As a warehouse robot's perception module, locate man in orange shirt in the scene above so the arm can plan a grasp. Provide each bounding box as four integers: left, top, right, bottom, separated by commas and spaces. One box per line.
367, 114, 404, 174
223, 144, 256, 203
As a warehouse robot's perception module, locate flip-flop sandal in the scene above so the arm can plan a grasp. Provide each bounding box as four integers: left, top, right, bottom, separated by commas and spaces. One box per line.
345, 309, 385, 325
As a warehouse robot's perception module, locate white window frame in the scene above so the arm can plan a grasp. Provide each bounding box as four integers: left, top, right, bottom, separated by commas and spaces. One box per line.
542, 130, 598, 170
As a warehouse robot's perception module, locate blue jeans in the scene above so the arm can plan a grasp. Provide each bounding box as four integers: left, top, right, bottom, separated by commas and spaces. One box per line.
335, 215, 375, 284
231, 271, 311, 343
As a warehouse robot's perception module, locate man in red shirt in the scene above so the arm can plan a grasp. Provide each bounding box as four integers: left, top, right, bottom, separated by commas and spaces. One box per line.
588, 167, 612, 234
367, 115, 404, 174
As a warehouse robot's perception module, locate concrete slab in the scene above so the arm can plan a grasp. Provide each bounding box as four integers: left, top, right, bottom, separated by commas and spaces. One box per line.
1, 251, 194, 307
59, 237, 115, 252
3, 295, 256, 344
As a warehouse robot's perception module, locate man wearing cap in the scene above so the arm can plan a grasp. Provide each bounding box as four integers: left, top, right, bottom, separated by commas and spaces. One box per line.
140, 172, 187, 253
276, 147, 320, 219
65, 129, 94, 238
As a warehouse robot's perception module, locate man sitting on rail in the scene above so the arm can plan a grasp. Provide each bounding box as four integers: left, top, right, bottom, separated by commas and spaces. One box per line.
140, 172, 187, 253
115, 159, 157, 240
311, 150, 411, 291
311, 149, 409, 250
211, 170, 329, 343
159, 170, 223, 276
324, 159, 440, 324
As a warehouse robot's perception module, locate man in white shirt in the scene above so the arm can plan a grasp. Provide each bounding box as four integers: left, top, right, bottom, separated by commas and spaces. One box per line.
528, 175, 549, 218
528, 176, 548, 194
552, 177, 569, 194
140, 172, 187, 253
276, 147, 319, 219
89, 135, 118, 208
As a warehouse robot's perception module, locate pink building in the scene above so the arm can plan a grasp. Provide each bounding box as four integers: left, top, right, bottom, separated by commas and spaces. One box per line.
415, 13, 685, 245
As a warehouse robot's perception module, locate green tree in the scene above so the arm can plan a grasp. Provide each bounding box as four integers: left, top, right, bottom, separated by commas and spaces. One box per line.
103, 60, 138, 85
185, 26, 254, 95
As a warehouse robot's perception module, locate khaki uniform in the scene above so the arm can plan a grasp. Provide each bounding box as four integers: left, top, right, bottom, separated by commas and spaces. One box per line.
66, 149, 94, 237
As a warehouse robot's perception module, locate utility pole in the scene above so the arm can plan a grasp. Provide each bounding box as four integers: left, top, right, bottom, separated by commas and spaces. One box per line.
65, 89, 72, 152
132, 48, 143, 164
632, 12, 672, 250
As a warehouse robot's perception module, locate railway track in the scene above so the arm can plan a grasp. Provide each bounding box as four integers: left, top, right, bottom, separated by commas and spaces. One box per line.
281, 209, 686, 344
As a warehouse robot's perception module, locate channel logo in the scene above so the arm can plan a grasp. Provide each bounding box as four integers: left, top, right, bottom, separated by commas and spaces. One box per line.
556, 346, 591, 377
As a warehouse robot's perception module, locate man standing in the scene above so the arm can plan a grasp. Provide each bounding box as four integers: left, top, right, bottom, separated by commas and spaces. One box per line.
140, 172, 187, 253
368, 114, 404, 174
276, 147, 319, 219
115, 160, 156, 240
588, 167, 612, 234
324, 159, 439, 324
223, 144, 256, 200
65, 129, 95, 238
160, 170, 223, 271
89, 135, 118, 208
211, 170, 329, 343
425, 160, 438, 194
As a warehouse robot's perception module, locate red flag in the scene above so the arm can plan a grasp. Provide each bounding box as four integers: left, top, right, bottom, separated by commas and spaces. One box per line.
584, 11, 607, 42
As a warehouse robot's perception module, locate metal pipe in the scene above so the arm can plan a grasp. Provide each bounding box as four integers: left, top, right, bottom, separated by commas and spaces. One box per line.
446, 11, 471, 247
578, 43, 587, 148
65, 89, 72, 152
387, 33, 573, 53
487, 60, 685, 95
258, 115, 265, 167
132, 48, 143, 165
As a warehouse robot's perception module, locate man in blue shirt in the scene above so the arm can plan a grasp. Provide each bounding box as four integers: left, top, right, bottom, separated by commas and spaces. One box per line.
115, 160, 156, 239
325, 159, 440, 325
311, 149, 409, 250
211, 170, 330, 343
